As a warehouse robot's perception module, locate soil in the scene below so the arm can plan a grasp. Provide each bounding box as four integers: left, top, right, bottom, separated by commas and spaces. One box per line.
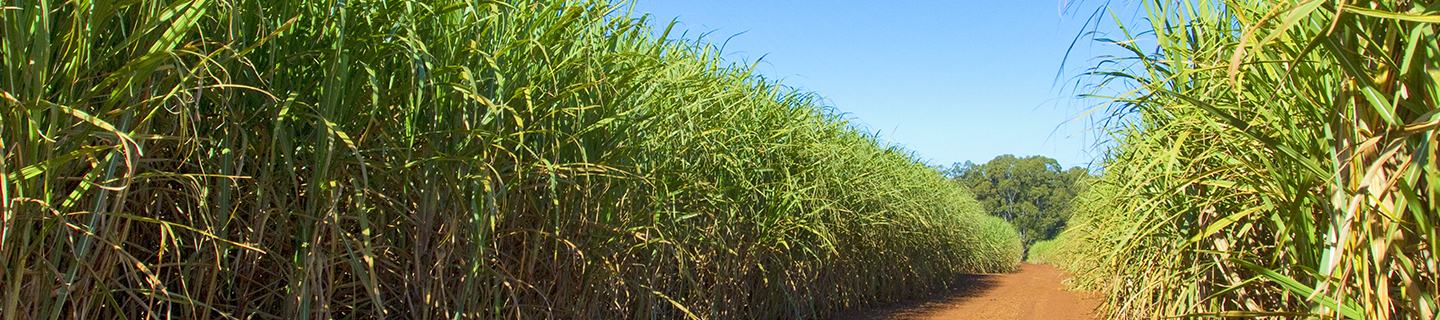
841, 263, 1102, 320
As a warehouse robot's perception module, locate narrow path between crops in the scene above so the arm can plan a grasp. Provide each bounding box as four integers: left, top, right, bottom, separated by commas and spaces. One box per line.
843, 264, 1101, 320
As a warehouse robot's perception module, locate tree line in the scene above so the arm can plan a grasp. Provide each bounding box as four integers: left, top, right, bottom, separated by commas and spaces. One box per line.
947, 155, 1090, 252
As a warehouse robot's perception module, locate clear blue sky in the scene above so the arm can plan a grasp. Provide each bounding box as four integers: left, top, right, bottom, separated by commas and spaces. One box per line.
628, 1, 1127, 169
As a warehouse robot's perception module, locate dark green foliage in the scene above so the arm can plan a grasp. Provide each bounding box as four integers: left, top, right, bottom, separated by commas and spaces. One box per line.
948, 155, 1090, 247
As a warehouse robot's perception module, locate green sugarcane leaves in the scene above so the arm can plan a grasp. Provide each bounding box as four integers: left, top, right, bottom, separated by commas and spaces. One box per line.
1, 1, 1021, 318
1039, 0, 1439, 319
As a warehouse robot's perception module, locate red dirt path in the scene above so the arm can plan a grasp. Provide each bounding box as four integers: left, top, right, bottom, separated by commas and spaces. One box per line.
843, 263, 1101, 320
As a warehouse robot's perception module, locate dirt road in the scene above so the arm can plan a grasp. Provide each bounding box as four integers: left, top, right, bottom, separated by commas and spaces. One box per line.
844, 264, 1101, 320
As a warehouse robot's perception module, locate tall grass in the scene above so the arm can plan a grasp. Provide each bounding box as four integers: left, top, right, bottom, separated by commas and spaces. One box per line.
0, 0, 1020, 318
1044, 0, 1438, 319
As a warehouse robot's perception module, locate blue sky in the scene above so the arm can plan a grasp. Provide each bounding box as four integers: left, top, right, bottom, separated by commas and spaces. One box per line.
627, 1, 1129, 169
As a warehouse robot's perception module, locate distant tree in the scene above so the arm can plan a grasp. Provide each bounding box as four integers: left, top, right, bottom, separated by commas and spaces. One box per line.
948, 155, 1089, 249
